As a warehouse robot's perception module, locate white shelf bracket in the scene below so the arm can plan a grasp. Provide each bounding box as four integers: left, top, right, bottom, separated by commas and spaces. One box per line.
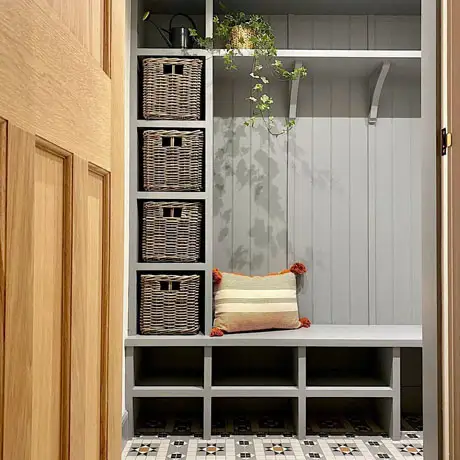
289, 61, 303, 119
368, 61, 391, 125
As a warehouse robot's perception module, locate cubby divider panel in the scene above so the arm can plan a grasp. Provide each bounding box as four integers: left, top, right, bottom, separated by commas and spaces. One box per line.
306, 347, 392, 387
401, 348, 423, 431
134, 347, 204, 386
212, 398, 297, 436
306, 398, 390, 437
134, 397, 204, 436
212, 347, 298, 386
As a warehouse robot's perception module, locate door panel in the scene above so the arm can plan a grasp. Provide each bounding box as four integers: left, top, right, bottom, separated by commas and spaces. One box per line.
0, 0, 111, 168
70, 158, 110, 460
32, 146, 67, 460
3, 125, 39, 459
44, 0, 109, 67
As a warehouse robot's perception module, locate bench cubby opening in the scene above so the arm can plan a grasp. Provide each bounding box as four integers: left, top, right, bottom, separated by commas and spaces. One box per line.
306, 347, 393, 387
134, 397, 204, 436
306, 397, 391, 437
212, 397, 297, 436
212, 347, 298, 387
134, 347, 204, 386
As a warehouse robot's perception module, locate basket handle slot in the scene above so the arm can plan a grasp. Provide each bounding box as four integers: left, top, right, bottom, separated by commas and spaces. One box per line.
163, 64, 184, 75
171, 281, 181, 290
162, 207, 183, 218
160, 281, 170, 290
162, 136, 182, 147
159, 281, 181, 291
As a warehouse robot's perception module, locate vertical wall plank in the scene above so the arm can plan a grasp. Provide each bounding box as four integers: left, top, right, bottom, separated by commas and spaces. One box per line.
250, 118, 269, 275
313, 16, 333, 49
371, 16, 421, 50
330, 79, 351, 323
288, 15, 314, 49
291, 80, 314, 320
267, 15, 288, 48
231, 79, 251, 273
268, 82, 289, 273
374, 113, 395, 324
330, 16, 351, 49
312, 79, 332, 323
213, 78, 234, 273
392, 85, 413, 325
349, 79, 369, 324
349, 16, 368, 49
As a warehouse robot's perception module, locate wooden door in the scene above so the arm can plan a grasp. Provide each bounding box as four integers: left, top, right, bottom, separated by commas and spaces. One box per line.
0, 2, 124, 460
444, 0, 460, 456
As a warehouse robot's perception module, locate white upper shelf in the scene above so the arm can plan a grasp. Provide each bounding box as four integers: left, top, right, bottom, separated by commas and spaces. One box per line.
137, 48, 421, 78
213, 49, 421, 78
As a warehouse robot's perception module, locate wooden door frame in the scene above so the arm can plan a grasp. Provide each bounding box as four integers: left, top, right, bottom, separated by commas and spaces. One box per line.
422, 0, 442, 458
107, 0, 125, 459
443, 0, 460, 456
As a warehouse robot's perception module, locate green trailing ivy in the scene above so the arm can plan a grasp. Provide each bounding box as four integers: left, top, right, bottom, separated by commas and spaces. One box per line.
189, 3, 307, 136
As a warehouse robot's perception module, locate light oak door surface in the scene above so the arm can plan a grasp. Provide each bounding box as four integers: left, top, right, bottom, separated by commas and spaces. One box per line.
0, 1, 124, 460
445, 0, 460, 457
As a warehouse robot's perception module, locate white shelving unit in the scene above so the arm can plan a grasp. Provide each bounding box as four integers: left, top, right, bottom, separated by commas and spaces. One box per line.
126, 0, 431, 444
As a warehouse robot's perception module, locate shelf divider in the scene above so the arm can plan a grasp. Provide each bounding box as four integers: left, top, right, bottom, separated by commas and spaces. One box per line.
132, 386, 204, 397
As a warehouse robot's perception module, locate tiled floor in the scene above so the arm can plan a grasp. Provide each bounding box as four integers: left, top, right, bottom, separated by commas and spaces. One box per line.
122, 433, 423, 459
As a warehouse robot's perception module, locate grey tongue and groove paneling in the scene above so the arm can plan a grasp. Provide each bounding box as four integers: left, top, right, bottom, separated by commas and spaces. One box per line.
369, 79, 422, 325
289, 78, 369, 324
214, 75, 421, 325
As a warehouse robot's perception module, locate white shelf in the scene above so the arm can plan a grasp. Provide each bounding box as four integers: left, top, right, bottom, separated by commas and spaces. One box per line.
306, 386, 394, 398
132, 386, 204, 397
213, 49, 421, 78
125, 333, 208, 347
137, 48, 211, 57
137, 120, 207, 129
136, 262, 208, 271
137, 192, 207, 200
211, 386, 299, 397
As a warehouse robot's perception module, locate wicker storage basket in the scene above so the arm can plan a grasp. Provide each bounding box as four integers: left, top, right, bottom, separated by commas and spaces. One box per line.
143, 130, 204, 192
139, 274, 200, 335
142, 57, 203, 120
142, 201, 203, 262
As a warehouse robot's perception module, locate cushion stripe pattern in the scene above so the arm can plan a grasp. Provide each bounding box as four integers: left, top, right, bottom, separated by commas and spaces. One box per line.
213, 271, 302, 333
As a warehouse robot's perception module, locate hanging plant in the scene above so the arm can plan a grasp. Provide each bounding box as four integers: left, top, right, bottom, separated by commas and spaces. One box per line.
189, 3, 307, 136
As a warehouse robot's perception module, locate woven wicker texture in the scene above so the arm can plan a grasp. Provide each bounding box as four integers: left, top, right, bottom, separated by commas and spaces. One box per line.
139, 274, 200, 335
142, 201, 203, 262
143, 57, 203, 120
229, 25, 255, 49
143, 130, 204, 191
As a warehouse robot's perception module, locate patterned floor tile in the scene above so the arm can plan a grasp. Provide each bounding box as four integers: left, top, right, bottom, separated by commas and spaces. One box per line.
123, 433, 423, 460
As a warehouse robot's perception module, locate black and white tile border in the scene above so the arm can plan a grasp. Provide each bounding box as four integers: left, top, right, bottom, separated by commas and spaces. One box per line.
123, 434, 423, 460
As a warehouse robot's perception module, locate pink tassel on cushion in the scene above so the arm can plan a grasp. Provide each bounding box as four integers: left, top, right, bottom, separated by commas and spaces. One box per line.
300, 317, 311, 328
213, 268, 223, 285
290, 262, 307, 275
210, 327, 224, 337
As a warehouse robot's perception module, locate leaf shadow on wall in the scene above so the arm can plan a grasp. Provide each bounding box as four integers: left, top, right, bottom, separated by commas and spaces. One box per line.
214, 117, 289, 273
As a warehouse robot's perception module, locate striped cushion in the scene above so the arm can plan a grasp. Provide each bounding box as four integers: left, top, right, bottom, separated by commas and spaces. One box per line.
213, 271, 302, 333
